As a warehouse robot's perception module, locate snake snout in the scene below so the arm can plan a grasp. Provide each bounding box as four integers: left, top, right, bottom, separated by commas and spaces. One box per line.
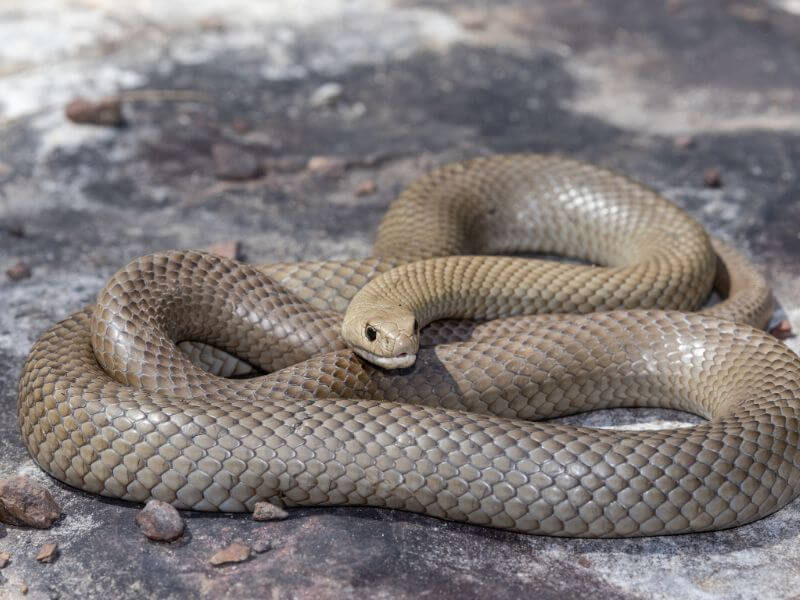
390, 331, 418, 360
341, 306, 420, 369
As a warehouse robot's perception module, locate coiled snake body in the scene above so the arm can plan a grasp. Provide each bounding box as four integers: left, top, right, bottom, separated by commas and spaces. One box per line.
18, 155, 800, 537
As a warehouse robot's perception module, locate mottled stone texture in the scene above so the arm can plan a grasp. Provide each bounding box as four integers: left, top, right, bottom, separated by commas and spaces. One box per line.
0, 1, 799, 599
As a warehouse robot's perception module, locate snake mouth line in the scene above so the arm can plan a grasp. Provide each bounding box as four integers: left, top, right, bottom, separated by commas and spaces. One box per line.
351, 347, 416, 369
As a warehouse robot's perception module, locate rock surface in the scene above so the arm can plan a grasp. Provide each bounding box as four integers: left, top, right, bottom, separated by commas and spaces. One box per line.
0, 476, 62, 529
1, 1, 799, 599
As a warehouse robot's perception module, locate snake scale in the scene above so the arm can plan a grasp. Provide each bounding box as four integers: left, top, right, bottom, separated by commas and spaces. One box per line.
18, 155, 800, 537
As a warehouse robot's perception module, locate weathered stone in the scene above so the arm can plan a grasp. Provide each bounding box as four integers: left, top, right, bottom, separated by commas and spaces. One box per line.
0, 477, 61, 528
703, 167, 722, 188
355, 180, 377, 196
65, 97, 124, 127
35, 542, 58, 563
457, 10, 488, 30
209, 542, 251, 566
306, 156, 347, 177
206, 241, 240, 260
135, 500, 185, 542
6, 262, 31, 281
771, 319, 793, 340
252, 501, 289, 521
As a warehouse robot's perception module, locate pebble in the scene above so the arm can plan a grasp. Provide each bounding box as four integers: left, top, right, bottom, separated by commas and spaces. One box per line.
2, 221, 25, 238
206, 241, 240, 260
209, 542, 251, 566
212, 143, 264, 180
252, 501, 289, 521
65, 97, 125, 127
264, 155, 307, 173
230, 119, 251, 134
703, 167, 722, 188
0, 476, 61, 528
35, 542, 58, 563
458, 10, 488, 30
309, 82, 343, 107
198, 15, 226, 32
770, 319, 793, 340
673, 135, 695, 149
0, 551, 10, 568
355, 180, 378, 196
306, 155, 347, 177
252, 539, 272, 554
6, 262, 32, 281
135, 500, 185, 542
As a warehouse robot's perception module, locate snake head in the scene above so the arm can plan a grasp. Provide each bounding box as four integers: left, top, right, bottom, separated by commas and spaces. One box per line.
341, 305, 419, 369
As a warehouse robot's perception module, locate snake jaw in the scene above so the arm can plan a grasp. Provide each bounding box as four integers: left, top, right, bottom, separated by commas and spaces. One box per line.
341, 306, 419, 369
351, 346, 417, 369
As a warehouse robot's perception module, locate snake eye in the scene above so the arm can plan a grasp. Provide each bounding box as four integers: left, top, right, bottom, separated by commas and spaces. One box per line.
365, 325, 377, 342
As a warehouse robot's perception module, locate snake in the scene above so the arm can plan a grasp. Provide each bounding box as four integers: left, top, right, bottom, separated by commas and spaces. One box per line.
17, 154, 800, 537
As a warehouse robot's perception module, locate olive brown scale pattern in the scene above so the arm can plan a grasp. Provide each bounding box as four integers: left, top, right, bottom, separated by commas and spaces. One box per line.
17, 154, 800, 537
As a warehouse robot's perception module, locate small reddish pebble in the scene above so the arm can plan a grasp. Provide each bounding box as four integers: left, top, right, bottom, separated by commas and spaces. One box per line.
307, 155, 346, 177
65, 97, 124, 127
209, 542, 251, 566
35, 542, 58, 563
206, 241, 240, 260
770, 319, 793, 340
6, 262, 32, 281
230, 119, 250, 134
703, 167, 722, 188
459, 10, 488, 29
355, 180, 377, 196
